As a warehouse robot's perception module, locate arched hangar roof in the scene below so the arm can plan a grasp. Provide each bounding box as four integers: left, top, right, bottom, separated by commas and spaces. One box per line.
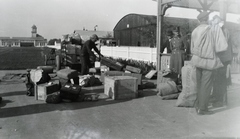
114, 14, 157, 31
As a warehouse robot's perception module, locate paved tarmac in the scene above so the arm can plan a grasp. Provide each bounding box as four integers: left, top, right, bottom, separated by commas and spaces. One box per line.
0, 70, 240, 139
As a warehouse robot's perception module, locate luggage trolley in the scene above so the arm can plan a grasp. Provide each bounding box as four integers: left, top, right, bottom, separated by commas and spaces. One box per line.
56, 43, 82, 71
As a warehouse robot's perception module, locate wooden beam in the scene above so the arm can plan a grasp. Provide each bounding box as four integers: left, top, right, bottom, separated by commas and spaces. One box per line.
161, 0, 181, 5
156, 0, 162, 71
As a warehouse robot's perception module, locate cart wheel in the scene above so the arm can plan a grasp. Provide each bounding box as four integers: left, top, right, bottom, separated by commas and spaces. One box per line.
56, 55, 61, 71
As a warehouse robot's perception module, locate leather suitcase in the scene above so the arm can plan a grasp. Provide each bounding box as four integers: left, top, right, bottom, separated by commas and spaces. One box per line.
57, 68, 78, 80
60, 83, 82, 101
37, 66, 54, 74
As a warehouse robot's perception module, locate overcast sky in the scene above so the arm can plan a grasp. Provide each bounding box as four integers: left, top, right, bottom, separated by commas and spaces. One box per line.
0, 0, 239, 40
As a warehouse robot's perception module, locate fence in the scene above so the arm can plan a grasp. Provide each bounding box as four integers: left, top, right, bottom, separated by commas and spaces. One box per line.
100, 46, 157, 63
100, 46, 240, 73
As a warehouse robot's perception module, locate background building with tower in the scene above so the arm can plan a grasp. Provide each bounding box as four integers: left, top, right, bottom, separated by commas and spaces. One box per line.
0, 25, 47, 47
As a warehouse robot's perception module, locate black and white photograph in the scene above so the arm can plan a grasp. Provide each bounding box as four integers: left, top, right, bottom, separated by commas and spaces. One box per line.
0, 0, 240, 138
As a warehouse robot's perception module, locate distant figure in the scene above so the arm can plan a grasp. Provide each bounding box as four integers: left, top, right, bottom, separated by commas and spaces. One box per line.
169, 27, 185, 75
160, 30, 173, 53
80, 34, 103, 75
191, 11, 228, 115
137, 41, 141, 46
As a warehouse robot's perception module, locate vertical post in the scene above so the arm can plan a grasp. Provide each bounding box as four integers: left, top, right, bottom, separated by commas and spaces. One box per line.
35, 83, 38, 100
219, 0, 227, 22
156, 0, 162, 71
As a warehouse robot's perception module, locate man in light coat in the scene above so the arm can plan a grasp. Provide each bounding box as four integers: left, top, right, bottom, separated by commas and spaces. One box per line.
191, 11, 228, 115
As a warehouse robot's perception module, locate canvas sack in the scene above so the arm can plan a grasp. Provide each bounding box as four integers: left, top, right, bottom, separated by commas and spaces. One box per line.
176, 65, 197, 107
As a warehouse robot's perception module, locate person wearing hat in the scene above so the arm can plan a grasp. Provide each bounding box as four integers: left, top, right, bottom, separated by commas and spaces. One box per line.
169, 26, 186, 75
160, 30, 173, 53
191, 11, 228, 115
211, 15, 233, 107
80, 34, 103, 75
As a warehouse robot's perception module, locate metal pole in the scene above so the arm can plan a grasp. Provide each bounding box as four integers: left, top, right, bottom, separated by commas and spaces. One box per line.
156, 0, 163, 89
156, 0, 162, 71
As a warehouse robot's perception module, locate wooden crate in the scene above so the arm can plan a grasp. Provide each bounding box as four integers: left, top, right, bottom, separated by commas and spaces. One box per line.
100, 71, 123, 82
66, 44, 80, 54
123, 73, 142, 85
125, 65, 141, 74
101, 71, 142, 85
104, 76, 138, 100
37, 83, 59, 100
66, 54, 78, 64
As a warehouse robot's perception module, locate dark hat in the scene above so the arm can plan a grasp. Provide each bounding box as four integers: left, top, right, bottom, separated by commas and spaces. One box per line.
166, 30, 173, 36
172, 26, 180, 32
197, 11, 210, 21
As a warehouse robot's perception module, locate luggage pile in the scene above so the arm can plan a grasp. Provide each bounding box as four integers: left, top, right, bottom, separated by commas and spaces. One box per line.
60, 33, 82, 71
156, 62, 198, 108
156, 70, 181, 100
26, 66, 103, 104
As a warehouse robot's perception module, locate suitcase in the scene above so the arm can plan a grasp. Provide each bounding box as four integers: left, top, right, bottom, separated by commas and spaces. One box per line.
59, 77, 79, 87
37, 66, 54, 74
100, 57, 124, 71
57, 68, 78, 80
37, 83, 60, 100
60, 83, 82, 101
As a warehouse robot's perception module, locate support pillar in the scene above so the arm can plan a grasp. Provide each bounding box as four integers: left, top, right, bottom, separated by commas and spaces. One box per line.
219, 0, 227, 22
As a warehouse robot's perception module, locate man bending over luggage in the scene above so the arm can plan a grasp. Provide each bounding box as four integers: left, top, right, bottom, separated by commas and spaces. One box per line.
80, 34, 103, 75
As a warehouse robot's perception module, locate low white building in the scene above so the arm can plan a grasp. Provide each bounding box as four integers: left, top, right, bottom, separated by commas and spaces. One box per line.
0, 25, 47, 47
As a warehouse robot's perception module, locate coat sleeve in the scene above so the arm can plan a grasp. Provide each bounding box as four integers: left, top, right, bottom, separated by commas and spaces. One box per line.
160, 40, 167, 53
92, 44, 102, 56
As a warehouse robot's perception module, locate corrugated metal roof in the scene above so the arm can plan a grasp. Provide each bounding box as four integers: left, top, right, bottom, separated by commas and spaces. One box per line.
114, 13, 239, 31
114, 14, 200, 31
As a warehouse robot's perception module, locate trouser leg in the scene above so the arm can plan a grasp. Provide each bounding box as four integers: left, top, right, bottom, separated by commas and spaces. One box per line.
212, 66, 227, 103
196, 68, 213, 111
80, 56, 90, 75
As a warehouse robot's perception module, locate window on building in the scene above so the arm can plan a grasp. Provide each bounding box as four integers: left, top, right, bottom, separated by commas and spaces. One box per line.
15, 42, 18, 45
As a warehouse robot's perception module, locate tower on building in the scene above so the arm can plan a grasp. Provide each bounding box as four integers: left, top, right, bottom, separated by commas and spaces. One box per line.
31, 25, 37, 38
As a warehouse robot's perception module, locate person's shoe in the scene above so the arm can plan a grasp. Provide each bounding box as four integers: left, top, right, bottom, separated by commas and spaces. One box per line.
196, 109, 214, 115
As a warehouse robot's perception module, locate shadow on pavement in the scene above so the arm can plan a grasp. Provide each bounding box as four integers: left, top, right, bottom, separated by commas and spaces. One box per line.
0, 91, 26, 97
0, 89, 130, 118
0, 99, 129, 118
0, 100, 13, 108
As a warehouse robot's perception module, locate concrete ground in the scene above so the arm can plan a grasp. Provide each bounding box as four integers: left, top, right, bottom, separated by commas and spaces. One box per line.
0, 70, 240, 139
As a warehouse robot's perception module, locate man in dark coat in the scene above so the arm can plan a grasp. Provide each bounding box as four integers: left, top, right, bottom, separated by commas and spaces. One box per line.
80, 34, 103, 75
160, 30, 173, 53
